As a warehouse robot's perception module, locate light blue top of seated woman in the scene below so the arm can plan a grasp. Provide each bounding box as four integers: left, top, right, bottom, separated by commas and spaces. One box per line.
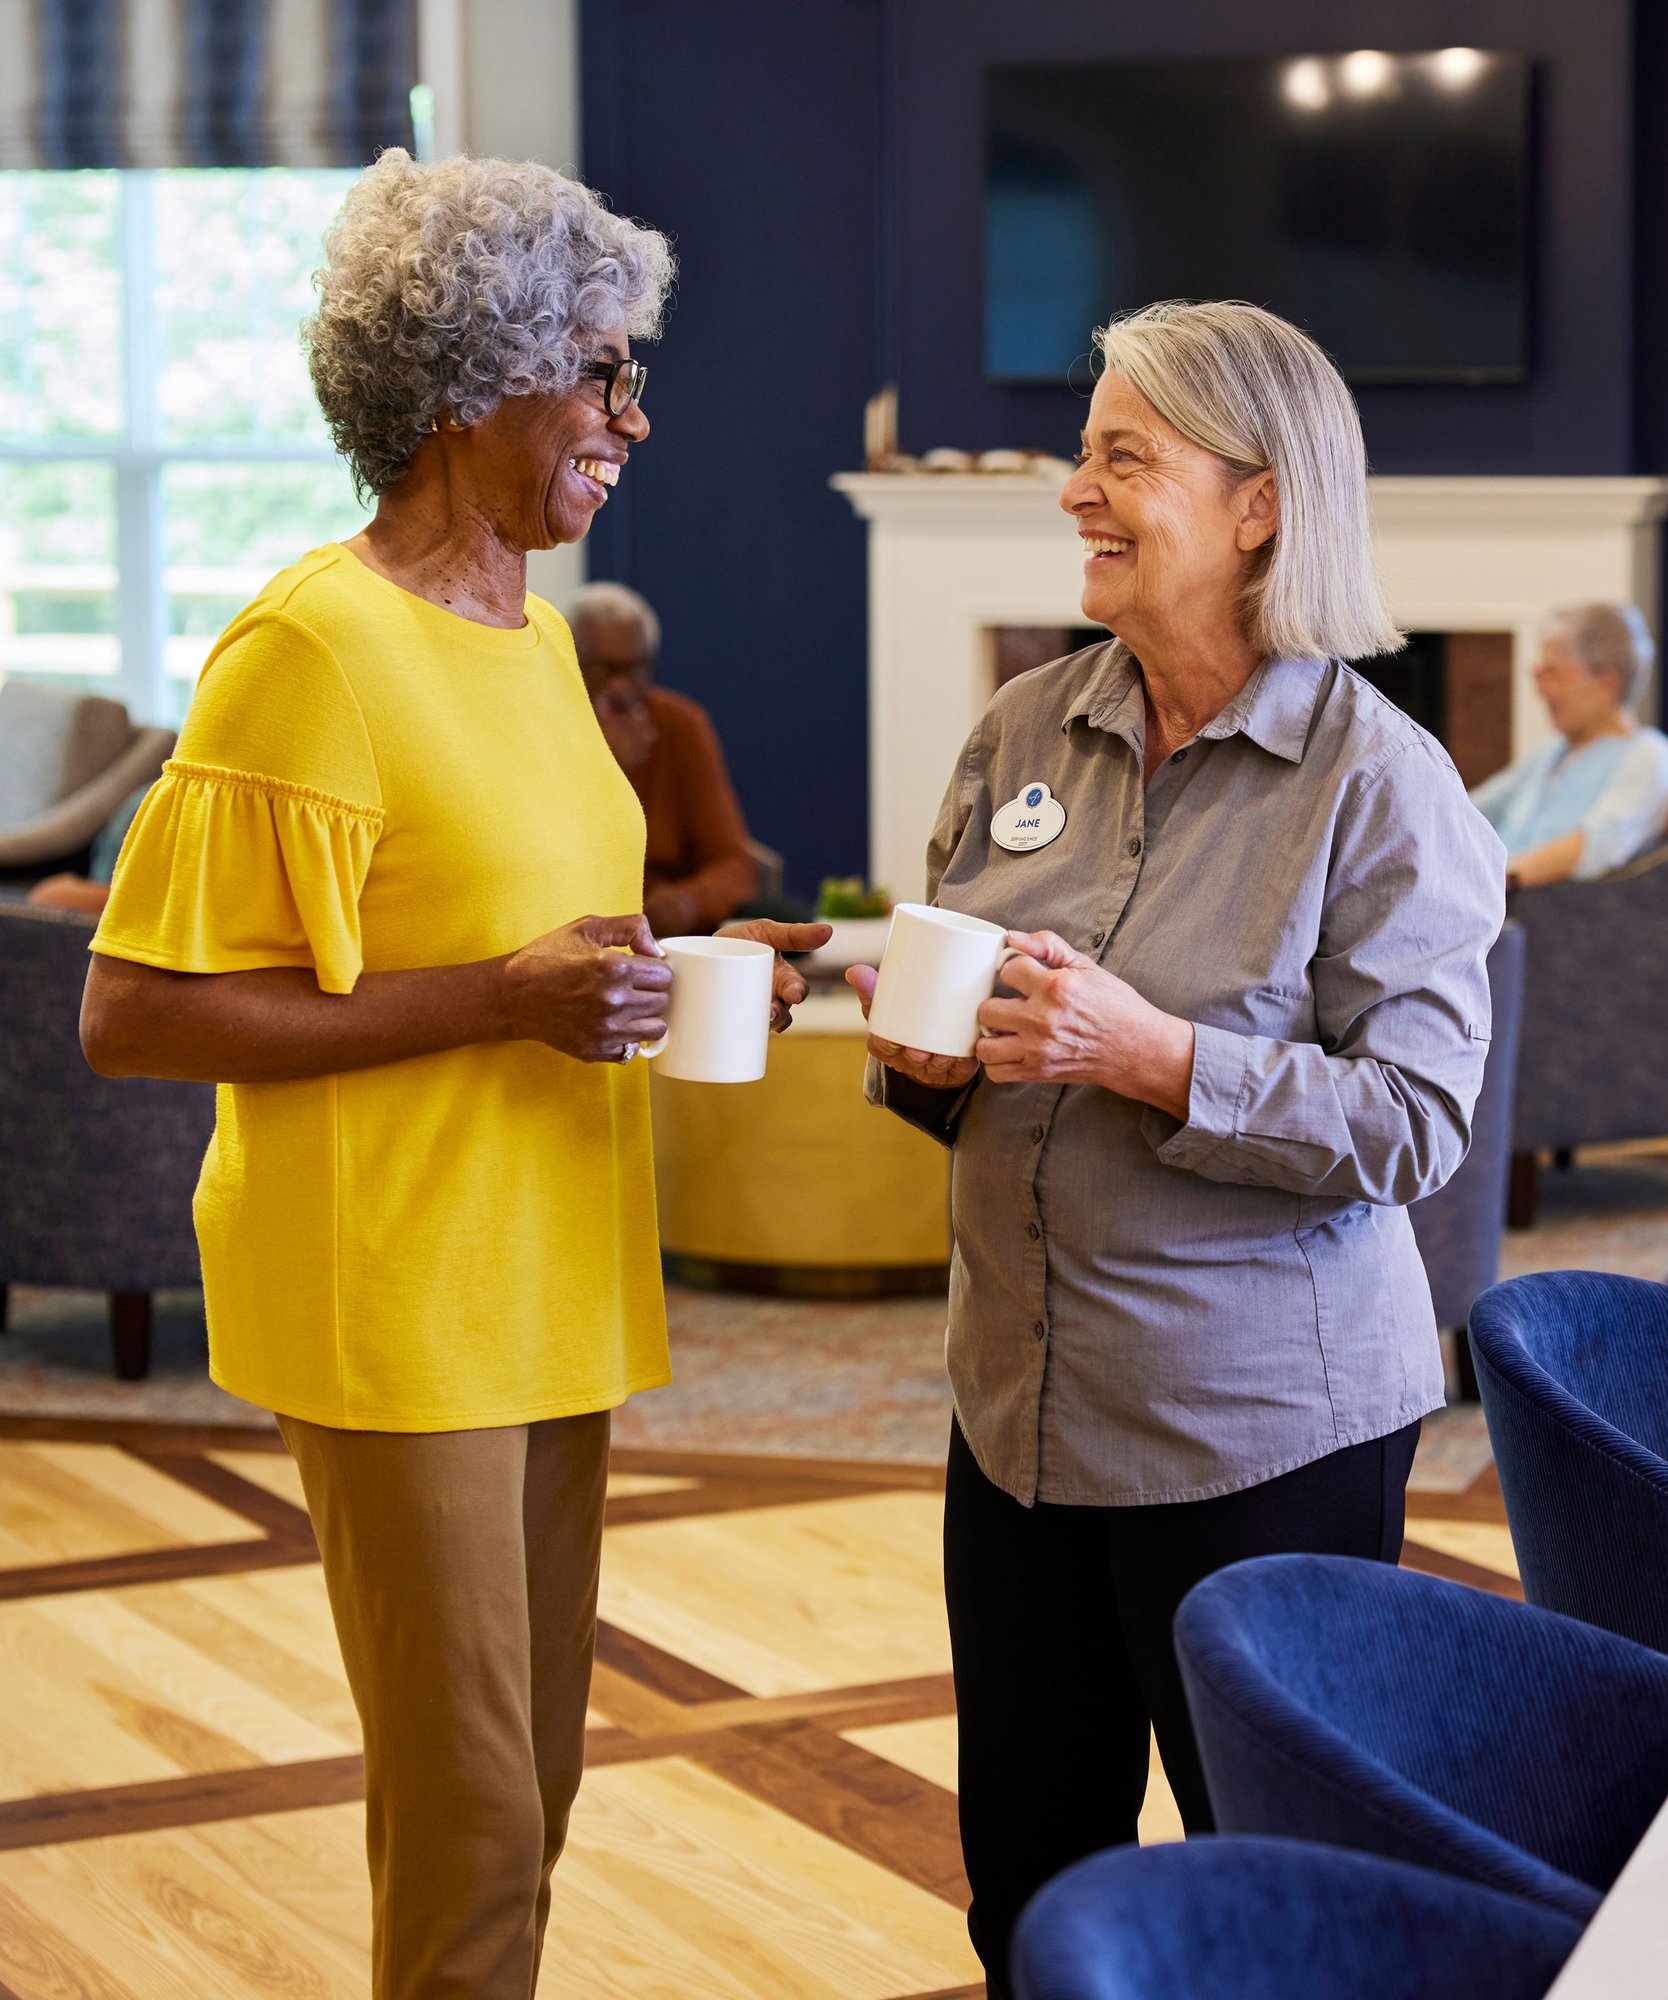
1469, 729, 1668, 879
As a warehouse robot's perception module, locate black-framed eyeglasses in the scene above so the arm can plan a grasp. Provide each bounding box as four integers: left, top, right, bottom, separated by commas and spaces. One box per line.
580, 357, 648, 416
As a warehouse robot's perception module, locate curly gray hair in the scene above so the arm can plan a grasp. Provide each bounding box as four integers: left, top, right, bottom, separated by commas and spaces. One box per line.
304, 149, 674, 499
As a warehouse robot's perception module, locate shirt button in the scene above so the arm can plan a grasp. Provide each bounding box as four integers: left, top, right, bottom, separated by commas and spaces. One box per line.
1031, 1123, 1046, 1144
1171, 749, 1187, 764
1127, 836, 1143, 858
1090, 930, 1108, 950
1026, 1221, 1041, 1241
1032, 1320, 1046, 1341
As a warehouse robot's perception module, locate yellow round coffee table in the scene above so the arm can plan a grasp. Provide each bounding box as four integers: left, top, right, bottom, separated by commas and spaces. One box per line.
649, 991, 951, 1294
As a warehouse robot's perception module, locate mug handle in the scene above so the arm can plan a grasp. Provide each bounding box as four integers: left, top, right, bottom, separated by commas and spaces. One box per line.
639, 1031, 670, 1058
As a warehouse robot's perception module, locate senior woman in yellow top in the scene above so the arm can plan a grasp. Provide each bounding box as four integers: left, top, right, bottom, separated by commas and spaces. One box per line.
850, 300, 1505, 1996
80, 150, 826, 1997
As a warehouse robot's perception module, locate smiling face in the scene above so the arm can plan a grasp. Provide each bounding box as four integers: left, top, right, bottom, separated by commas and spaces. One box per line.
461, 324, 649, 551
1060, 370, 1276, 652
1532, 630, 1626, 741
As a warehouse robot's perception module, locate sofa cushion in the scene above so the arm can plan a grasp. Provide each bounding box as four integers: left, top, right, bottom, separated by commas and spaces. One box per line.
0, 681, 134, 831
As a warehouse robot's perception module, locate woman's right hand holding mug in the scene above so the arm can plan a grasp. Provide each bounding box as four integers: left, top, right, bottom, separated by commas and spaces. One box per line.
845, 964, 979, 1091
500, 913, 672, 1062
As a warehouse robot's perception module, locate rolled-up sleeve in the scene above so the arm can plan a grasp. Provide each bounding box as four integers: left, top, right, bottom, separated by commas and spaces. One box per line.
1150, 738, 1507, 1204
864, 1056, 977, 1144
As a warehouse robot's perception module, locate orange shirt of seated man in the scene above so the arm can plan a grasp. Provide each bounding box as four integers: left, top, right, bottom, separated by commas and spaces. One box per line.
569, 583, 758, 937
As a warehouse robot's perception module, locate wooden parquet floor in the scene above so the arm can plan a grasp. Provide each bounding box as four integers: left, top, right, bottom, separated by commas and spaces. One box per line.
0, 1415, 1518, 2000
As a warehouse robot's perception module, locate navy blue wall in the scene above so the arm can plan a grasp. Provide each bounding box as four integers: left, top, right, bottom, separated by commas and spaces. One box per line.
580, 0, 884, 896
1636, 0, 1668, 471
583, 0, 1658, 891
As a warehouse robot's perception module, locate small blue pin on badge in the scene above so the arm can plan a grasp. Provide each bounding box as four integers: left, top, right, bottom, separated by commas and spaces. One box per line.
992, 780, 1067, 853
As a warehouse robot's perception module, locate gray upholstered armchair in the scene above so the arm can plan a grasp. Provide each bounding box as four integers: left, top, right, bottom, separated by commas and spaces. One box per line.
0, 681, 174, 877
1506, 842, 1668, 1224
747, 837, 786, 903
0, 903, 214, 1378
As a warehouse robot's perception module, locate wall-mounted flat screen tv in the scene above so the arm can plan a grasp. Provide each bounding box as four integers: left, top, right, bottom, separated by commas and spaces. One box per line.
985, 52, 1531, 384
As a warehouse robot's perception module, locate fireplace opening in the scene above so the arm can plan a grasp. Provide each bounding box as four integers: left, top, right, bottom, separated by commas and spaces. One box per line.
990, 626, 1103, 690
988, 626, 1514, 789
1354, 631, 1513, 789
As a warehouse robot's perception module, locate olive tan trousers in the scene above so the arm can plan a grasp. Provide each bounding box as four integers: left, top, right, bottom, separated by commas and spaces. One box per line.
280, 1409, 611, 2000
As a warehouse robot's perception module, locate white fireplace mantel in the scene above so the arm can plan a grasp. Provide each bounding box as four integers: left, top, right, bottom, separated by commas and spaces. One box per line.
833, 471, 1668, 904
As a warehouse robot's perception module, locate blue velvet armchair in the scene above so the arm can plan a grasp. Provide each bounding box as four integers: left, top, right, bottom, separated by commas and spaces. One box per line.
1174, 1553, 1668, 1921
1012, 1836, 1582, 2000
0, 902, 215, 1378
1470, 1270, 1668, 1653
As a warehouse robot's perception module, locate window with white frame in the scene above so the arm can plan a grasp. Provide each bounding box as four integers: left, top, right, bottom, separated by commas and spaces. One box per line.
0, 169, 368, 728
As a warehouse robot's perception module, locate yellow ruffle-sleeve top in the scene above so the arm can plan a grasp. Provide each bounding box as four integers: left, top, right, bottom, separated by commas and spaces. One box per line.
92, 546, 670, 1431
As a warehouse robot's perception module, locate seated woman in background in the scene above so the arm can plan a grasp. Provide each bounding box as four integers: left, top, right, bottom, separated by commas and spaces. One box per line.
1470, 603, 1668, 890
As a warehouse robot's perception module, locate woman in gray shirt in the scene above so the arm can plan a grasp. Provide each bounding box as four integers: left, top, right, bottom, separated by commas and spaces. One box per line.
851, 299, 1505, 1996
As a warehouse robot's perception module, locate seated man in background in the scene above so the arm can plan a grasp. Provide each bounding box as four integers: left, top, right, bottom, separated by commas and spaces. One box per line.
568, 581, 759, 935
1471, 602, 1668, 890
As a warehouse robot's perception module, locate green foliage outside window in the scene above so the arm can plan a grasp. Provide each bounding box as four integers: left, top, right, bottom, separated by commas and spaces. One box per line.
1, 169, 369, 711
0, 175, 121, 440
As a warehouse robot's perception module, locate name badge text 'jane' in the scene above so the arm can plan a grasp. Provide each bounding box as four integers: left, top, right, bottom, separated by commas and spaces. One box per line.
991, 782, 1068, 854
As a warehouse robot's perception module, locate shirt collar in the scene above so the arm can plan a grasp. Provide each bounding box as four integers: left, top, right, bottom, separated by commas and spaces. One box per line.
1064, 641, 1328, 766
1063, 642, 1146, 748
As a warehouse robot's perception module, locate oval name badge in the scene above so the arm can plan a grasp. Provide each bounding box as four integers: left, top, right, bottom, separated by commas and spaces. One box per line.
992, 780, 1067, 854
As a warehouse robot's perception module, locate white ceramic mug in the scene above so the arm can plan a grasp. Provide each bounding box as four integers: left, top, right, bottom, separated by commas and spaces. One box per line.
866, 903, 1014, 1059
642, 935, 774, 1083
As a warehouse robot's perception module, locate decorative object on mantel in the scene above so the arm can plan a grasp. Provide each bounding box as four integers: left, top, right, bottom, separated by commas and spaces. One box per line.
916, 447, 1075, 479
910, 445, 1076, 480
862, 384, 902, 470
861, 384, 1072, 480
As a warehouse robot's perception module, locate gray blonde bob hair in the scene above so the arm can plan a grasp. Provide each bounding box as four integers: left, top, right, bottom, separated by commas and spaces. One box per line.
305, 149, 674, 500
1544, 602, 1656, 712
1095, 300, 1403, 664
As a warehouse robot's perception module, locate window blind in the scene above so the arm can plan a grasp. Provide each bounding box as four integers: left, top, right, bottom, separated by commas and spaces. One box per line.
0, 0, 417, 169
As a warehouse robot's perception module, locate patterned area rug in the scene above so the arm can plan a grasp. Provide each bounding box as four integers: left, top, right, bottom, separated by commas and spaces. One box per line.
4, 1143, 1664, 1482
0, 1285, 956, 1452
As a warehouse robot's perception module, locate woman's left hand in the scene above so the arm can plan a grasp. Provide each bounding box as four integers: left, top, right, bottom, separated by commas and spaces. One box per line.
976, 930, 1196, 1117
717, 919, 833, 1031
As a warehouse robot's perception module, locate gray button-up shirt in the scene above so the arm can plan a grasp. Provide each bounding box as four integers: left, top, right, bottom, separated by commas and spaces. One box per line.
870, 642, 1506, 1507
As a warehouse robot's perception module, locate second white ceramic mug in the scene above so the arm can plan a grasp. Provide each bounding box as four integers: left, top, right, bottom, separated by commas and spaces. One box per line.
642, 935, 774, 1083
866, 903, 1013, 1059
